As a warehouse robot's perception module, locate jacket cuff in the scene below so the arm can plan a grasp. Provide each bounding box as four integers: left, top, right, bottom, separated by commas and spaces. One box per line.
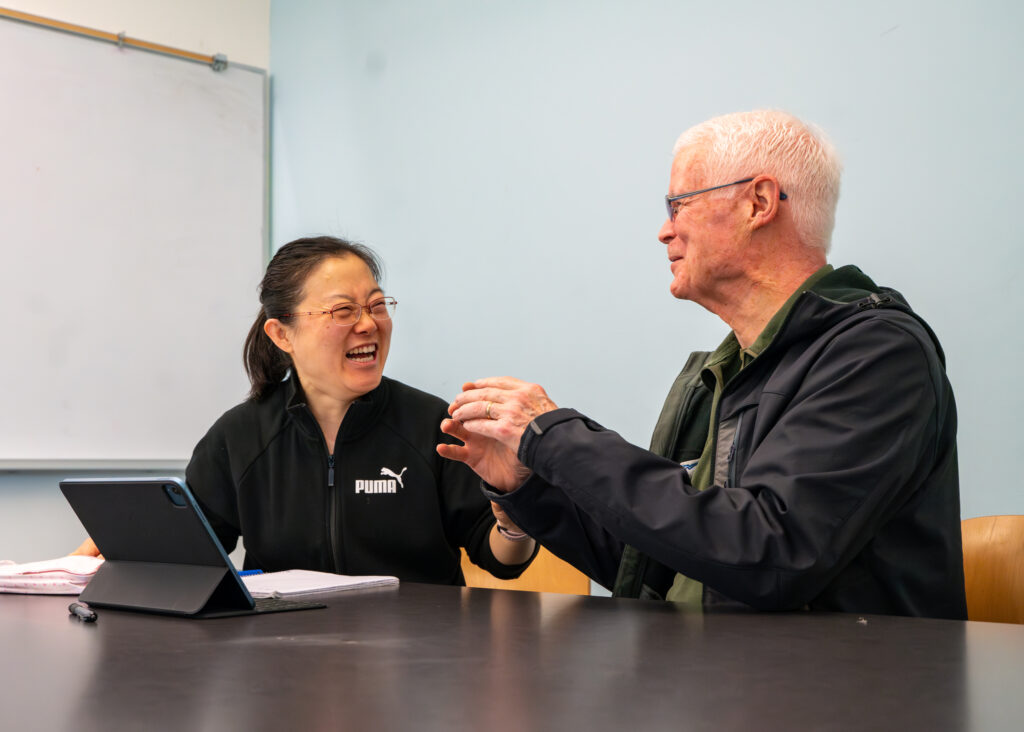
518, 408, 588, 466
480, 472, 550, 505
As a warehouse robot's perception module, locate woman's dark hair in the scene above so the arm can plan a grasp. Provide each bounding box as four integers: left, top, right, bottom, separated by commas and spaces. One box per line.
243, 235, 384, 400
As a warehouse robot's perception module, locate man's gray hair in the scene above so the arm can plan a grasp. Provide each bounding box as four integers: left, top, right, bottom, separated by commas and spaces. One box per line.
673, 110, 842, 252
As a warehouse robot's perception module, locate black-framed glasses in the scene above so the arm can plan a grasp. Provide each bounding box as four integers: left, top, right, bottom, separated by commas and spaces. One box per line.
279, 297, 397, 326
665, 177, 787, 220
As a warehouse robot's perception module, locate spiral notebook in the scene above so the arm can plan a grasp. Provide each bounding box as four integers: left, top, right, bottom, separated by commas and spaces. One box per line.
242, 569, 398, 598
59, 477, 326, 618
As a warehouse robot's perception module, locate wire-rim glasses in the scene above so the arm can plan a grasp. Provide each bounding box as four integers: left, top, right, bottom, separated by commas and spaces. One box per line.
279, 297, 397, 326
665, 178, 787, 220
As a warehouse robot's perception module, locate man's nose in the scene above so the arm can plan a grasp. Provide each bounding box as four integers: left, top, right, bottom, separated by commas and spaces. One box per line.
658, 217, 675, 245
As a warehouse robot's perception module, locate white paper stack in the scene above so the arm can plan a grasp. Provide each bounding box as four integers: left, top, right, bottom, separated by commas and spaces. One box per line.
0, 555, 105, 595
242, 569, 398, 599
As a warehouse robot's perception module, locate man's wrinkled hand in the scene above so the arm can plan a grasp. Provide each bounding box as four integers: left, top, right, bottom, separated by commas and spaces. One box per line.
446, 377, 558, 454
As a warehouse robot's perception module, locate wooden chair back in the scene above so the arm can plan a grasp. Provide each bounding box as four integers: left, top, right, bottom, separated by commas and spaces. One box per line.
461, 546, 590, 595
961, 515, 1024, 624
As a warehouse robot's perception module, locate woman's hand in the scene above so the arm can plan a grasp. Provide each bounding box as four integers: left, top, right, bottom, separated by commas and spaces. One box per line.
69, 537, 103, 559
438, 416, 531, 493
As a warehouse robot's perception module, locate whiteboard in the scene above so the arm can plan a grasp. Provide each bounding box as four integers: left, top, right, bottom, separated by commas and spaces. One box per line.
0, 19, 266, 468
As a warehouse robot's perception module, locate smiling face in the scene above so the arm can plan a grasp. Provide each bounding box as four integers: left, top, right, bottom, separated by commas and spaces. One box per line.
265, 254, 392, 406
657, 148, 752, 307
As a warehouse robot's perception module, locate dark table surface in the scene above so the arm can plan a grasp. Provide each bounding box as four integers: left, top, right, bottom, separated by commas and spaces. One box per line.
2, 583, 1023, 731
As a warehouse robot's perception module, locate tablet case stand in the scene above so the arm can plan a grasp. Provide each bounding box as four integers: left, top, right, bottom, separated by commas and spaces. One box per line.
61, 477, 324, 619
80, 560, 253, 617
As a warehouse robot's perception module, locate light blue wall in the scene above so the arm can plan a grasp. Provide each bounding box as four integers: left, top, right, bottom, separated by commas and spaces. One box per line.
270, 0, 1023, 522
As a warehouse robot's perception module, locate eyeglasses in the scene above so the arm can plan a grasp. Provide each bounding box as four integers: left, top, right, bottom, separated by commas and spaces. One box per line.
279, 297, 397, 326
665, 177, 787, 220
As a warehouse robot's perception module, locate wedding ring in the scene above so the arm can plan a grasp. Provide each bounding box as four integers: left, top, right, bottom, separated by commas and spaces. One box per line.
485, 401, 494, 420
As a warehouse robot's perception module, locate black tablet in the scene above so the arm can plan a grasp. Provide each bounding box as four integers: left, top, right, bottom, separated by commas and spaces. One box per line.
60, 477, 324, 618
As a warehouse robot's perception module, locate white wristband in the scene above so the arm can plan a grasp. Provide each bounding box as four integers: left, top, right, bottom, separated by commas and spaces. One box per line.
496, 524, 530, 542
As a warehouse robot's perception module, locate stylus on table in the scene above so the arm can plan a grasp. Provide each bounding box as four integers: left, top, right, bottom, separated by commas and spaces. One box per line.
68, 601, 98, 622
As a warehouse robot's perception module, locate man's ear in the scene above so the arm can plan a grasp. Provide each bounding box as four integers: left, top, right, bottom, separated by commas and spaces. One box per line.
263, 318, 294, 355
749, 175, 784, 230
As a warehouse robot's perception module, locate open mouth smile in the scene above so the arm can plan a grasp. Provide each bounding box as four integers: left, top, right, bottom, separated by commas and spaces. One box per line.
346, 344, 378, 363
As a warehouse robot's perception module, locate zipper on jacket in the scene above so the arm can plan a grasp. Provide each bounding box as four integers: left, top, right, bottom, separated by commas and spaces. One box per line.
707, 412, 722, 487
724, 443, 735, 488
325, 448, 341, 573
858, 293, 893, 310
726, 410, 744, 489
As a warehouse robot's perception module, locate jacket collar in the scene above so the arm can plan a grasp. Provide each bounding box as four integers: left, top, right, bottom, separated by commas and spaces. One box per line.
283, 374, 391, 445
709, 264, 945, 419
769, 264, 943, 361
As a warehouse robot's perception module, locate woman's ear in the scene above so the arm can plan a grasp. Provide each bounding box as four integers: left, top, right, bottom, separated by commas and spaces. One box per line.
263, 318, 294, 354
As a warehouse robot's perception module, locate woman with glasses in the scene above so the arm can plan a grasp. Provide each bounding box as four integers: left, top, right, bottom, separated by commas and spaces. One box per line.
75, 236, 536, 584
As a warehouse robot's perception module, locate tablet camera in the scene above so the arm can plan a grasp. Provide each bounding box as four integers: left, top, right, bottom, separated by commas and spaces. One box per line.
164, 483, 187, 507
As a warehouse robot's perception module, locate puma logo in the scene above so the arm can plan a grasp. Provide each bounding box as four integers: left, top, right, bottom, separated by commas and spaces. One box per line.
355, 466, 408, 495
380, 466, 408, 489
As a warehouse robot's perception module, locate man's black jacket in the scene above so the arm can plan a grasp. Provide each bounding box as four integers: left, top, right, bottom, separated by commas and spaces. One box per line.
490, 265, 966, 618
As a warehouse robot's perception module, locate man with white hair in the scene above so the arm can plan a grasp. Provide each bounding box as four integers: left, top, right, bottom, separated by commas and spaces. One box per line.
439, 110, 966, 618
